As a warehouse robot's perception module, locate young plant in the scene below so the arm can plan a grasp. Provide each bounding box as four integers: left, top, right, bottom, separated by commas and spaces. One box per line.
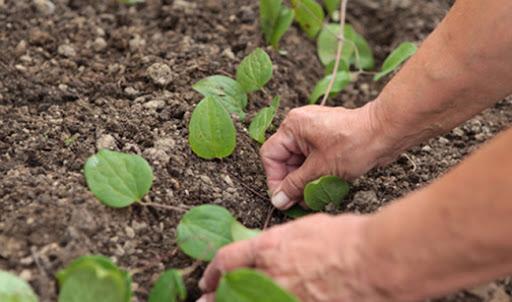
189, 48, 280, 158
84, 149, 153, 208
148, 269, 187, 302
57, 256, 131, 302
291, 0, 325, 38
248, 96, 280, 143
260, 0, 295, 48
0, 271, 38, 302
374, 41, 417, 81
304, 175, 350, 211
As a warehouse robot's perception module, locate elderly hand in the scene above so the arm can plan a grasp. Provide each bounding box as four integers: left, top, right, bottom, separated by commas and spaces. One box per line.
198, 213, 395, 302
260, 103, 395, 209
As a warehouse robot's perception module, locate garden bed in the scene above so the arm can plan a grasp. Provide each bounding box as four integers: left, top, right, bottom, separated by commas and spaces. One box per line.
1, 0, 511, 301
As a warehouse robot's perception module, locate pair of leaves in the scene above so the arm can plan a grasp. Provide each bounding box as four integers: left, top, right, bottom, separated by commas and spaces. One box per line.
317, 23, 374, 70
148, 270, 187, 302
304, 175, 350, 211
84, 150, 154, 208
57, 256, 132, 302
0, 271, 38, 302
291, 0, 325, 38
190, 48, 274, 159
374, 42, 417, 81
177, 205, 261, 261
260, 0, 295, 48
249, 96, 280, 143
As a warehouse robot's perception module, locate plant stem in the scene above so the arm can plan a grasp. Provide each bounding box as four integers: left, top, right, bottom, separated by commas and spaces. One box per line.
320, 0, 348, 106
179, 260, 202, 276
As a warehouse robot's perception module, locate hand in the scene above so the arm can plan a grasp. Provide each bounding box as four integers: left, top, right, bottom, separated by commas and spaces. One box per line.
261, 103, 394, 209
198, 214, 393, 302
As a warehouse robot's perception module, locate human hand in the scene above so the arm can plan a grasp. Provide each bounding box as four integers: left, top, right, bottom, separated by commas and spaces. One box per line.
261, 103, 395, 209
197, 213, 394, 302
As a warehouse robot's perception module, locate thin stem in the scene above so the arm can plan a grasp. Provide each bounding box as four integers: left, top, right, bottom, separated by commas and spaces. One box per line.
179, 260, 202, 276
320, 0, 348, 106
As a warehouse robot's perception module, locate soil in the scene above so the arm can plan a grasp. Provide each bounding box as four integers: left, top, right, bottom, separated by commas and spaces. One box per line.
0, 0, 511, 301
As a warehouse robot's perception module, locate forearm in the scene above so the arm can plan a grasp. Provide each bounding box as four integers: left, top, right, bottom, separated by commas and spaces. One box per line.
370, 0, 512, 162
360, 127, 512, 301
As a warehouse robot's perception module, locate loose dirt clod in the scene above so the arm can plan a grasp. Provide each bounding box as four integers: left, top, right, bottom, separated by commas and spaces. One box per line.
147, 63, 174, 86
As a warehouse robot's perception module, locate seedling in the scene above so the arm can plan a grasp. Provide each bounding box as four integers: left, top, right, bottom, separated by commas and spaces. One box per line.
0, 271, 38, 302
260, 0, 295, 48
148, 269, 187, 302
304, 175, 350, 211
189, 48, 280, 159
374, 42, 417, 81
57, 255, 131, 302
291, 0, 325, 38
84, 149, 153, 208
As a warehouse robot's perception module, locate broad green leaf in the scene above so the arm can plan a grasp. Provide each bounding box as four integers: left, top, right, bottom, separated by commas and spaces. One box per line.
374, 42, 417, 81
324, 60, 349, 75
291, 0, 324, 38
249, 96, 280, 144
260, 0, 283, 43
324, 0, 339, 16
118, 0, 144, 5
177, 205, 235, 261
304, 176, 349, 211
231, 221, 261, 242
317, 24, 356, 66
193, 75, 248, 120
352, 32, 374, 70
0, 271, 38, 302
188, 96, 237, 159
57, 256, 131, 302
236, 48, 273, 93
270, 7, 295, 49
84, 150, 153, 208
284, 205, 313, 219
216, 269, 299, 302
148, 270, 187, 302
308, 71, 351, 104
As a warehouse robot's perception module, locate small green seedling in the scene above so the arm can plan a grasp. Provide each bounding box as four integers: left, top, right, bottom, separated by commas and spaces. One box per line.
176, 205, 261, 261
291, 0, 325, 38
188, 96, 237, 160
57, 255, 131, 302
189, 48, 279, 158
216, 269, 299, 302
148, 269, 187, 302
309, 71, 351, 104
260, 0, 295, 48
304, 175, 350, 211
249, 96, 280, 143
84, 149, 153, 208
0, 271, 38, 302
374, 42, 417, 81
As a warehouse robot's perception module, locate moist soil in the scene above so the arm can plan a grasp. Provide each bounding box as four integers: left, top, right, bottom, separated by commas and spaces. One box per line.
1, 0, 511, 301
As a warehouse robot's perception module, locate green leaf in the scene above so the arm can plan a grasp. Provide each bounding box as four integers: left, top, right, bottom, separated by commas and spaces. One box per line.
177, 205, 235, 261
193, 75, 248, 120
308, 71, 351, 104
291, 0, 324, 38
57, 256, 131, 302
270, 7, 295, 49
352, 32, 374, 70
284, 205, 313, 219
148, 270, 187, 302
118, 0, 144, 5
236, 48, 273, 93
260, 0, 283, 43
317, 24, 356, 66
324, 60, 349, 75
304, 176, 349, 211
324, 0, 339, 16
84, 150, 153, 208
374, 42, 417, 81
231, 221, 261, 242
188, 96, 237, 159
0, 271, 38, 302
249, 96, 280, 144
216, 269, 299, 302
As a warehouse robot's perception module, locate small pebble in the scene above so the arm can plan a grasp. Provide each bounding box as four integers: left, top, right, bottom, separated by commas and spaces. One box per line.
96, 134, 117, 150
33, 0, 55, 15
58, 44, 76, 58
438, 137, 450, 145
92, 37, 107, 52
147, 63, 174, 86
143, 99, 166, 110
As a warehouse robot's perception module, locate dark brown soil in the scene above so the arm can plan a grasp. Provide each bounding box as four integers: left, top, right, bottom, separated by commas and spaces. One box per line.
0, 0, 511, 301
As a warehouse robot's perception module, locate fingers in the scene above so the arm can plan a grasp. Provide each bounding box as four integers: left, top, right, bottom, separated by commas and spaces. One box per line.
197, 293, 214, 302
271, 155, 324, 209
199, 238, 258, 293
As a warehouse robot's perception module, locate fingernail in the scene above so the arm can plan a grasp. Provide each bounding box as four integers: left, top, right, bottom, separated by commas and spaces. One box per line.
199, 277, 206, 290
196, 296, 206, 302
272, 191, 290, 208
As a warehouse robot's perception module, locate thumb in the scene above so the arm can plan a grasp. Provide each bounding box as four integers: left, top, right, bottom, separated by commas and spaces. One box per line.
271, 155, 323, 210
